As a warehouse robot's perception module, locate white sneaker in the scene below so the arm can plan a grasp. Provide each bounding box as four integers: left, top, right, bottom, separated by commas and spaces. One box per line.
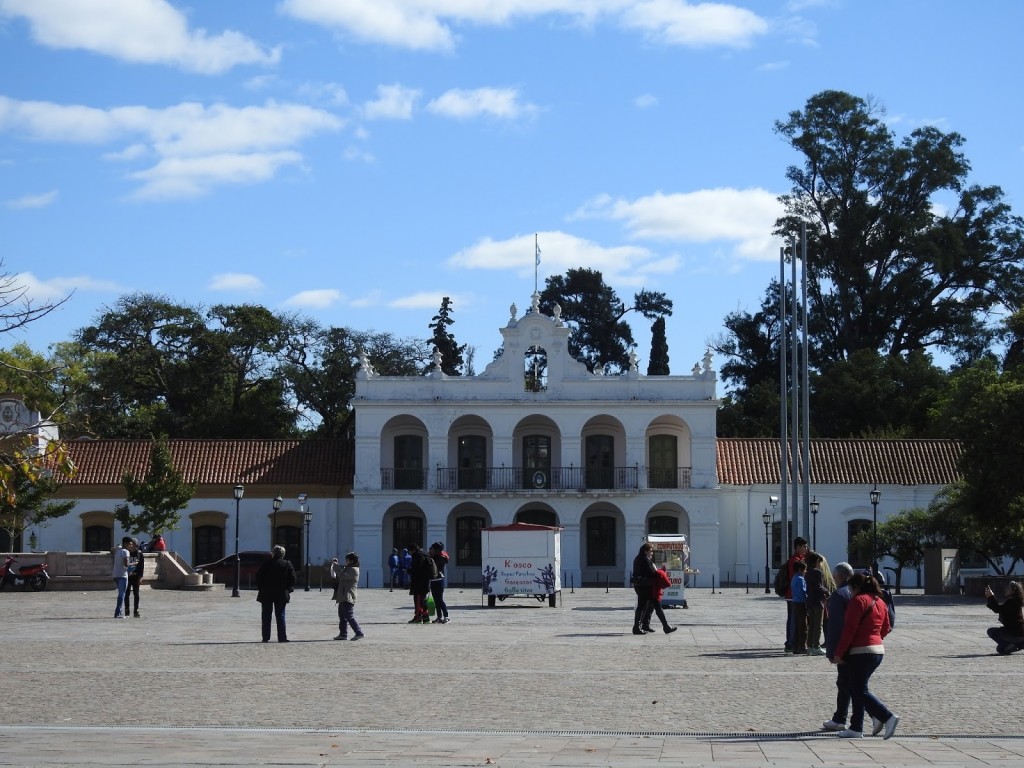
870, 716, 884, 736
882, 715, 900, 740
822, 720, 844, 731
837, 729, 863, 738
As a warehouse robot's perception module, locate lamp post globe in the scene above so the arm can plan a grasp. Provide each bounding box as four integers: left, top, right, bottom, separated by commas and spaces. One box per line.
231, 484, 244, 598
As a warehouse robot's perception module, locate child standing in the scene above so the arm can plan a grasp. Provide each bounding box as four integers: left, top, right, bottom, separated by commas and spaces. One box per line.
648, 566, 678, 634
790, 560, 809, 654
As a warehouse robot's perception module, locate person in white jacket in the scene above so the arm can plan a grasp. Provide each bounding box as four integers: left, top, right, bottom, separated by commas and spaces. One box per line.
329, 553, 364, 641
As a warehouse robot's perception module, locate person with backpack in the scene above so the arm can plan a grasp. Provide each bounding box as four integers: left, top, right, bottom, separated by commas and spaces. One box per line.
407, 543, 435, 624
428, 542, 450, 623
832, 571, 899, 740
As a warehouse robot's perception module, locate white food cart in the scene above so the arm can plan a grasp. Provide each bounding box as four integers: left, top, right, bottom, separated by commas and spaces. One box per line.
646, 534, 691, 608
481, 523, 561, 607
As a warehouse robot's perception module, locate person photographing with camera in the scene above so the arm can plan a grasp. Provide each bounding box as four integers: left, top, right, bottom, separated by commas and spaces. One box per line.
984, 581, 1024, 655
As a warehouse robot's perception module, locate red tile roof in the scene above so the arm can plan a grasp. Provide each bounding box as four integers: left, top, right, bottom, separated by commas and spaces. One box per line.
716, 438, 962, 486
56, 439, 353, 487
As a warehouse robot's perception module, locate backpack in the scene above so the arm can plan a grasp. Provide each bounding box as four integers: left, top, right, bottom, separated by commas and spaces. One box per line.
880, 587, 896, 629
421, 553, 439, 580
773, 564, 790, 597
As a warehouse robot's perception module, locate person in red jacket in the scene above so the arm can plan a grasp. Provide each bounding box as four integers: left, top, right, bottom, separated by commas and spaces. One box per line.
647, 566, 678, 634
832, 571, 899, 740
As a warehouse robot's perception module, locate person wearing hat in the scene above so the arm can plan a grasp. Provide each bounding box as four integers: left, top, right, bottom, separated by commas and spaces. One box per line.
428, 542, 450, 623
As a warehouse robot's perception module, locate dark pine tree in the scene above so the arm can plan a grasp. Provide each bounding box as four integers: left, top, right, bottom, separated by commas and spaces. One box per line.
428, 296, 465, 376
647, 316, 670, 375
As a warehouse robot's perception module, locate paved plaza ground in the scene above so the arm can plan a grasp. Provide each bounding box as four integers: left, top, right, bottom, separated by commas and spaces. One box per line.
1, 582, 1023, 767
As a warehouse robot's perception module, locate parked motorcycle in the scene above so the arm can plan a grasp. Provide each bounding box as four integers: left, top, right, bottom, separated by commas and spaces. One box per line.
0, 556, 50, 591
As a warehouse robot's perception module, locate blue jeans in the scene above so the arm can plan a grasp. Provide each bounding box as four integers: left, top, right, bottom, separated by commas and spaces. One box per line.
113, 576, 128, 616
261, 598, 288, 642
845, 653, 893, 732
338, 601, 362, 637
831, 661, 852, 725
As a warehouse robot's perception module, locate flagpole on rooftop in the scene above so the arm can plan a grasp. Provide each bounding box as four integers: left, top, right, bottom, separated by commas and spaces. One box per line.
534, 233, 541, 294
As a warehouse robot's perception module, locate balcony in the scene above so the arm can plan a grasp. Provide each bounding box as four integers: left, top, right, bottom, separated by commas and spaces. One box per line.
378, 466, 692, 492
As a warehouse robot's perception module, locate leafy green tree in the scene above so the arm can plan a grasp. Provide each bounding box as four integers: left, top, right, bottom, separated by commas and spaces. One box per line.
850, 507, 934, 593
281, 323, 431, 436
775, 89, 1024, 366
539, 268, 673, 374
647, 316, 670, 375
114, 438, 196, 537
427, 297, 465, 376
0, 451, 76, 550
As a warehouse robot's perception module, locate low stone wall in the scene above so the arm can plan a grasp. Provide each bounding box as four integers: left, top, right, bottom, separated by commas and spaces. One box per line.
4, 551, 213, 591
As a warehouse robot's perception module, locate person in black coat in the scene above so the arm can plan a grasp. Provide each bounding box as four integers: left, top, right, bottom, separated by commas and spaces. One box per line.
984, 580, 1024, 655
407, 543, 433, 624
631, 543, 658, 635
255, 546, 295, 642
125, 539, 144, 618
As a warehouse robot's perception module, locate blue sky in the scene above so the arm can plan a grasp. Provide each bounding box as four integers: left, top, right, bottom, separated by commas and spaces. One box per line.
2, 0, 1022, 375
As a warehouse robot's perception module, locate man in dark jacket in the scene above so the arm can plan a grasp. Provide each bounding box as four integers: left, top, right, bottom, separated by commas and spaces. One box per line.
631, 543, 658, 635
407, 543, 433, 624
985, 580, 1024, 654
256, 546, 295, 642
822, 562, 865, 732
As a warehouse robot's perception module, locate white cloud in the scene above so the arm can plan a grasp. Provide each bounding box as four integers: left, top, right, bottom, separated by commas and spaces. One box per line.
757, 60, 789, 72
208, 273, 264, 292
343, 145, 375, 163
361, 84, 420, 120
280, 0, 769, 52
0, 0, 281, 73
448, 230, 665, 287
296, 81, 350, 107
427, 88, 536, 120
634, 93, 658, 108
4, 190, 58, 209
389, 291, 467, 310
128, 151, 304, 200
282, 289, 344, 308
0, 96, 343, 199
572, 188, 783, 261
15, 271, 123, 303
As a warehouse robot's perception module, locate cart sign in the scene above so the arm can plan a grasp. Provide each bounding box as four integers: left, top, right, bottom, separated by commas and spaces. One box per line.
646, 534, 689, 607
481, 523, 561, 605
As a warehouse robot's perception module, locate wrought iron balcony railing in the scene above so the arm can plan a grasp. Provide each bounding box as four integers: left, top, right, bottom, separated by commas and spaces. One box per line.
379, 466, 692, 492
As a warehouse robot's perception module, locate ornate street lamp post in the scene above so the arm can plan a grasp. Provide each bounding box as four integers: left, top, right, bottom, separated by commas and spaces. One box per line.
762, 510, 772, 594
303, 509, 313, 592
869, 486, 881, 571
810, 496, 820, 551
272, 495, 283, 547
231, 484, 244, 598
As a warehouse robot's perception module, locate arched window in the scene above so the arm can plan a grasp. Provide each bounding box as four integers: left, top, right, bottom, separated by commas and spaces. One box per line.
847, 519, 873, 568
193, 525, 224, 566
648, 515, 679, 535
456, 516, 484, 566
586, 516, 616, 566
394, 516, 423, 550
83, 525, 111, 552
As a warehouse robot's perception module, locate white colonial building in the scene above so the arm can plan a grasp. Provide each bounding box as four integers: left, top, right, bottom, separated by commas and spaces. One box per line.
6, 295, 964, 589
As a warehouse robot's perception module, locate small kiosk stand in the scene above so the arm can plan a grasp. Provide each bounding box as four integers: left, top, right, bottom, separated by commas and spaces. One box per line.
646, 534, 692, 608
481, 523, 561, 607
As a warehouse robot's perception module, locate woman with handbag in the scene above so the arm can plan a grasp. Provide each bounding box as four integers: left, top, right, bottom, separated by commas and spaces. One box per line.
832, 571, 899, 740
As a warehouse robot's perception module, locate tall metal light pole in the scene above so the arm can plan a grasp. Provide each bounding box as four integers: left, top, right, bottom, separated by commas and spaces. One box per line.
272, 495, 283, 548
231, 484, 244, 598
762, 510, 772, 594
810, 496, 820, 551
303, 509, 313, 592
869, 486, 881, 571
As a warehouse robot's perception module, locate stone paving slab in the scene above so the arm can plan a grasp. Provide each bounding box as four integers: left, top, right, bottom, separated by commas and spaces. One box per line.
1, 584, 1022, 766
